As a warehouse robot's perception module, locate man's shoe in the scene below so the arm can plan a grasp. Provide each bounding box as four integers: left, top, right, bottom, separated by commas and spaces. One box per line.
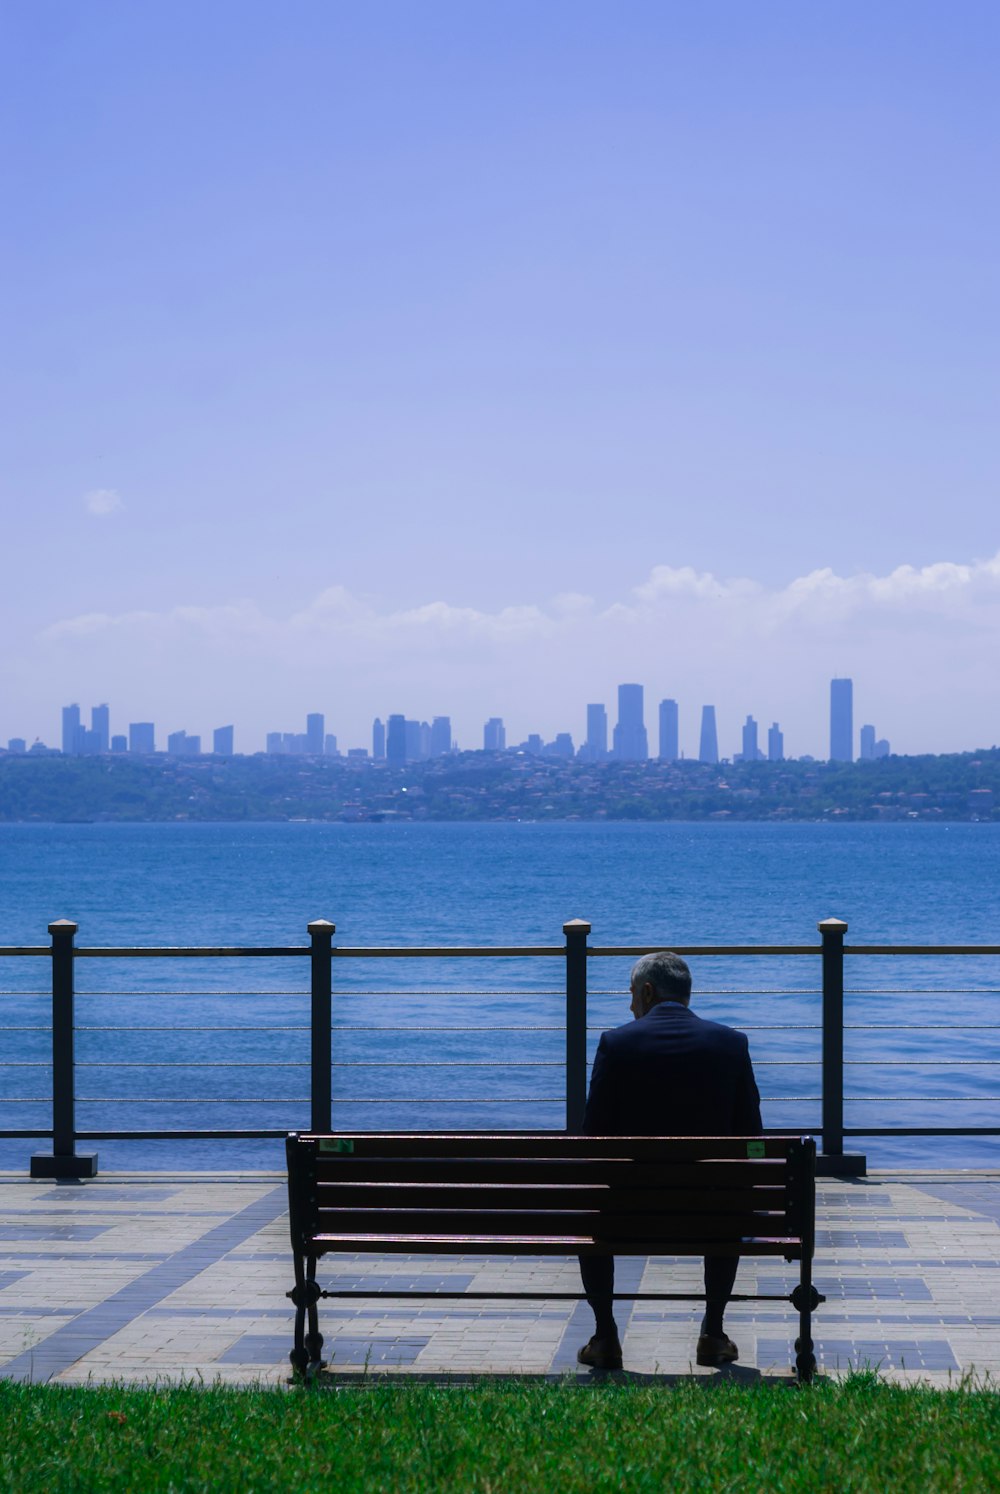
696, 1333, 739, 1367
577, 1335, 623, 1370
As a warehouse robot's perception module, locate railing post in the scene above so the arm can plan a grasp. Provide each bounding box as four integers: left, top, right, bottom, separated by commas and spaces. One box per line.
817, 917, 865, 1177
30, 920, 98, 1179
308, 920, 335, 1134
564, 918, 591, 1132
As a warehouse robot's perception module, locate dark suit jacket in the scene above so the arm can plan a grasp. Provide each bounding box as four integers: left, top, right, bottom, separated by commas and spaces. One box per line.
583, 1000, 762, 1137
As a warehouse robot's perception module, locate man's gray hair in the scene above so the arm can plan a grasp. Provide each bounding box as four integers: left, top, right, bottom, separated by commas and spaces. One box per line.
630, 950, 692, 1005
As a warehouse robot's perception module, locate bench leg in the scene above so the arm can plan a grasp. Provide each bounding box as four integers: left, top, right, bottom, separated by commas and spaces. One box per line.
304, 1255, 325, 1376
288, 1254, 324, 1381
792, 1261, 819, 1384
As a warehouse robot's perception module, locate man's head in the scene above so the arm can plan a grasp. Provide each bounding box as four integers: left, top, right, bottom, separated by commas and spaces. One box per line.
629, 950, 692, 1018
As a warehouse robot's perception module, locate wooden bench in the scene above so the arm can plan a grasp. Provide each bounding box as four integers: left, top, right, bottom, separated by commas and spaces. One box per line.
285, 1131, 823, 1382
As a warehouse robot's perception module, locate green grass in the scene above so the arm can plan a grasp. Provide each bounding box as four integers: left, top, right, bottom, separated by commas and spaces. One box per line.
3, 1376, 1000, 1492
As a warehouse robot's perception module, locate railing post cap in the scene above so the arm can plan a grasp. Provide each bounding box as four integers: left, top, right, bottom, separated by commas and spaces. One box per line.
563, 919, 592, 935
48, 920, 78, 936
307, 919, 336, 935
817, 918, 848, 934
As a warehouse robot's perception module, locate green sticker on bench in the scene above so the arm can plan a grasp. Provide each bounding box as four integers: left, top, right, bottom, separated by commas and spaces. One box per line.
319, 1138, 354, 1154
746, 1141, 766, 1158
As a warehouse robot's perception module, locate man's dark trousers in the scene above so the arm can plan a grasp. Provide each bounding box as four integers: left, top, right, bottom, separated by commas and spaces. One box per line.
579, 1000, 763, 1338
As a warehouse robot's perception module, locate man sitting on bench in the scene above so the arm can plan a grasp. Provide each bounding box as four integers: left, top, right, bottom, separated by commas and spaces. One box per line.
579, 950, 763, 1371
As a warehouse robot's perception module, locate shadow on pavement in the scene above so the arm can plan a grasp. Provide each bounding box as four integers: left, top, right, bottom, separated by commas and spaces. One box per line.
303, 1363, 813, 1389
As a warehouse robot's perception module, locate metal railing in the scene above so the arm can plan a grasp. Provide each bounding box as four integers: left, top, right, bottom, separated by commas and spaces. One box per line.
3, 915, 1000, 1178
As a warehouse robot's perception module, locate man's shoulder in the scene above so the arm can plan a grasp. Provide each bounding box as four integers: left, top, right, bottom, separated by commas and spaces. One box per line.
687, 1011, 749, 1044
600, 1006, 748, 1048
596, 1020, 625, 1046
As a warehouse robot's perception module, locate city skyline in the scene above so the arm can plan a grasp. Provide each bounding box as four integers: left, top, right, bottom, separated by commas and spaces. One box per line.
9, 677, 897, 766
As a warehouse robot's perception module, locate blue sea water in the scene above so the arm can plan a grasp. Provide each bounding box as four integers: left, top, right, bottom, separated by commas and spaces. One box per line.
2, 820, 1000, 1171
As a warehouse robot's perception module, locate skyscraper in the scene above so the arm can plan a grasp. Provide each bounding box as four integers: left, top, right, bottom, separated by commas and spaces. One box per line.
658, 699, 679, 761
403, 720, 430, 760
581, 704, 608, 761
768, 722, 784, 762
483, 717, 506, 752
698, 706, 719, 765
741, 714, 758, 763
61, 704, 82, 756
306, 713, 324, 755
129, 722, 155, 754
386, 714, 406, 767
91, 704, 110, 754
612, 684, 648, 761
830, 678, 854, 762
430, 717, 452, 756
372, 718, 386, 761
213, 725, 234, 755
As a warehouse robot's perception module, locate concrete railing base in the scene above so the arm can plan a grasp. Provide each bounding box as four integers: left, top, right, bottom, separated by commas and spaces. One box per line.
30, 1152, 99, 1180
816, 1153, 867, 1178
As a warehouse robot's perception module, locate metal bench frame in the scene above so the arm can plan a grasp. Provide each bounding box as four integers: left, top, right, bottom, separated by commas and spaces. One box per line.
286, 1131, 823, 1383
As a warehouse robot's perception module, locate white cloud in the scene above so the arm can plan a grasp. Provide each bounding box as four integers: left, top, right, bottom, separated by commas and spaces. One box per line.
550, 592, 595, 617
633, 565, 747, 603
41, 552, 1000, 650
84, 488, 124, 516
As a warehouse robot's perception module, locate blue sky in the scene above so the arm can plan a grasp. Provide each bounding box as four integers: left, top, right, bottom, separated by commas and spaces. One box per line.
3, 2, 999, 756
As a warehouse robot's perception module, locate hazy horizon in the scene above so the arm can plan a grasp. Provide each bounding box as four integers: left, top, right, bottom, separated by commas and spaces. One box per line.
4, 3, 998, 759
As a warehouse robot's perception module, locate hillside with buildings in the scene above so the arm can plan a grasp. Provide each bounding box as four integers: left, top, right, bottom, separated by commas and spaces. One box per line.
0, 749, 996, 824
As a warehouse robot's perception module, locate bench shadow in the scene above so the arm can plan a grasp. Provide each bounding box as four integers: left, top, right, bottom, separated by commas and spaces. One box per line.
304, 1363, 813, 1389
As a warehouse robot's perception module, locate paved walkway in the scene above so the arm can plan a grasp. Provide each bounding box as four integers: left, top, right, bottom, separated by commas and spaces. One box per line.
3, 1171, 1000, 1386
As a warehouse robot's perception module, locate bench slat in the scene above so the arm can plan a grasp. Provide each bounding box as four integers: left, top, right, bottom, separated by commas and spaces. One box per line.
314, 1159, 786, 1188
311, 1233, 803, 1257
316, 1183, 786, 1213
301, 1133, 797, 1160
313, 1208, 783, 1239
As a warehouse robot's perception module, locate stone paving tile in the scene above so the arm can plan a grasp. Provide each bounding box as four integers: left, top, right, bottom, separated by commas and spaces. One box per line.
35, 1188, 183, 1204
0, 1225, 117, 1242
2, 1170, 1000, 1387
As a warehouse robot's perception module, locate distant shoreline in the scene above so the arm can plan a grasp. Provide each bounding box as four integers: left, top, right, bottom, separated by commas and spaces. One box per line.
1, 748, 997, 824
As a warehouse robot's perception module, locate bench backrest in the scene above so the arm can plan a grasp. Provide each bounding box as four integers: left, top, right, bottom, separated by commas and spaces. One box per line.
287, 1133, 816, 1260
